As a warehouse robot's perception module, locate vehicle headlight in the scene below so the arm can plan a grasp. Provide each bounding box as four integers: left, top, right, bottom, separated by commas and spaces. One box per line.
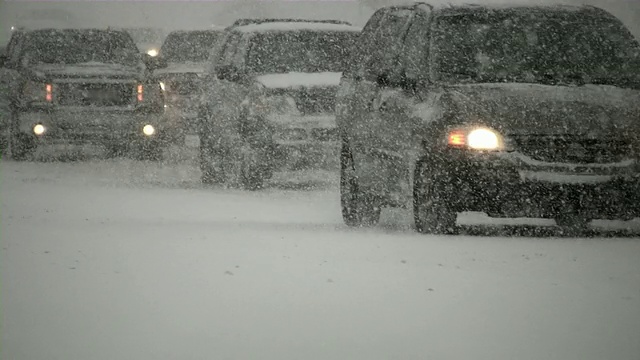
33, 124, 46, 135
147, 49, 159, 57
447, 127, 504, 151
142, 124, 155, 136
159, 81, 166, 92
468, 128, 500, 150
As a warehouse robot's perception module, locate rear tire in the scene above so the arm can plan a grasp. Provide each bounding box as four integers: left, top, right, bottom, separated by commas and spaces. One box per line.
340, 140, 380, 227
237, 144, 270, 191
199, 139, 226, 185
413, 160, 458, 234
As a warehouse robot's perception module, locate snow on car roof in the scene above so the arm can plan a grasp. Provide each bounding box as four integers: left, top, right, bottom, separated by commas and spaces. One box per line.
234, 22, 362, 33
430, 2, 602, 15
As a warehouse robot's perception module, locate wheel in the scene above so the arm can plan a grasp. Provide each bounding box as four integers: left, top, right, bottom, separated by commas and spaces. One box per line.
413, 159, 458, 234
10, 132, 35, 161
340, 140, 380, 227
236, 144, 269, 191
199, 138, 226, 185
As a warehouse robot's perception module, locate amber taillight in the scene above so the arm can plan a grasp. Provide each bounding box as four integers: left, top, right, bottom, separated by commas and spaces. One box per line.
45, 83, 53, 102
448, 130, 466, 147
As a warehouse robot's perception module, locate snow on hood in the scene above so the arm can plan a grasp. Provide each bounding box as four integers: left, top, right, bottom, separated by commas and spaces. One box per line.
30, 62, 142, 78
153, 62, 208, 75
445, 82, 640, 135
255, 72, 342, 89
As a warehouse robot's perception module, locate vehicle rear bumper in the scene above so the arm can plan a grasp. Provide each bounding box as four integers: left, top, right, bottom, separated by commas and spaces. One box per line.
446, 150, 640, 220
272, 140, 339, 170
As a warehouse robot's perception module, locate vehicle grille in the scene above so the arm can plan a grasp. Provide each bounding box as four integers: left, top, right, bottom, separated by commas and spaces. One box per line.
290, 87, 336, 114
510, 135, 633, 164
310, 128, 338, 142
56, 83, 135, 107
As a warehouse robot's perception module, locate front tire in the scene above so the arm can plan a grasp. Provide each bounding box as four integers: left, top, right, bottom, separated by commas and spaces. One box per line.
199, 138, 226, 185
10, 132, 36, 161
236, 144, 270, 191
340, 140, 380, 227
413, 159, 458, 234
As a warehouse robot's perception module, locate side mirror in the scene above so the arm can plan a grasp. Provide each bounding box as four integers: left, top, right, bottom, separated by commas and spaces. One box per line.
216, 64, 244, 82
142, 54, 168, 72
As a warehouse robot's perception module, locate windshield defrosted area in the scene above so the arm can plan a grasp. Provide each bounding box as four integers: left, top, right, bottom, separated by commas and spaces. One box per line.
22, 30, 140, 66
433, 10, 640, 86
247, 31, 356, 73
160, 31, 222, 62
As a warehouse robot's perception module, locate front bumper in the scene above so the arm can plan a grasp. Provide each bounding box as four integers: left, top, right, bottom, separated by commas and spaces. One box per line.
15, 108, 165, 146
444, 150, 640, 220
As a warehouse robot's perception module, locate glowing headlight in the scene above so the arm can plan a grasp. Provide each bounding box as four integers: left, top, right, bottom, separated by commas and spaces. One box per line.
142, 124, 155, 136
447, 127, 503, 151
147, 49, 159, 57
467, 128, 500, 150
159, 81, 166, 91
33, 124, 46, 135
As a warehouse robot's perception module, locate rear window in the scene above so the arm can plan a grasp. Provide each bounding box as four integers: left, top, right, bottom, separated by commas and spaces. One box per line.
160, 31, 223, 63
246, 30, 358, 74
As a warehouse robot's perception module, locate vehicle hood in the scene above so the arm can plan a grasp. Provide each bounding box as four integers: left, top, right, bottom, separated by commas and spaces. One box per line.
445, 83, 640, 136
255, 72, 342, 89
154, 62, 208, 76
29, 62, 144, 79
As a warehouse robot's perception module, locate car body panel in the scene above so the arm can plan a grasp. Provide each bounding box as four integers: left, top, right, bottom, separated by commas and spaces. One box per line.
5, 29, 165, 151
338, 3, 640, 219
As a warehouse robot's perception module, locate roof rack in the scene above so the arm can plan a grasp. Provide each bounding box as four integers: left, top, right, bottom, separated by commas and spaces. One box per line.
228, 18, 352, 29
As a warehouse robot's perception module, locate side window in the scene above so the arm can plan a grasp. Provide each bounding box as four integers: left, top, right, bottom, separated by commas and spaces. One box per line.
231, 34, 249, 69
364, 8, 414, 80
401, 11, 431, 81
348, 8, 389, 76
219, 32, 242, 67
6, 33, 24, 68
206, 33, 229, 72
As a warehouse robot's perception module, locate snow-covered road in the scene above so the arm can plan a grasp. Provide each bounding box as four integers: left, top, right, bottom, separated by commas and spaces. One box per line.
2, 156, 640, 360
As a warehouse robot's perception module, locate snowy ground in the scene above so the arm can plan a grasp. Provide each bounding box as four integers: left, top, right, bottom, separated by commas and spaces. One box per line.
2, 148, 640, 360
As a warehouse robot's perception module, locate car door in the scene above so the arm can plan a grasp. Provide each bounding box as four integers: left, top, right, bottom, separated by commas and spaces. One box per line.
209, 32, 250, 145
335, 8, 388, 137
350, 7, 415, 199
371, 9, 434, 205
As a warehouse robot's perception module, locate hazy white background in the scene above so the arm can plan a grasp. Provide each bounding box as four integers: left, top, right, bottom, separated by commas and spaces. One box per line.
1, 0, 639, 45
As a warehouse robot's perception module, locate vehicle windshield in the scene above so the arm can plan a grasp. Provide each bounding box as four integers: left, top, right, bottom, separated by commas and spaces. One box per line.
246, 31, 357, 73
21, 30, 140, 66
432, 10, 640, 87
126, 28, 165, 44
160, 31, 222, 62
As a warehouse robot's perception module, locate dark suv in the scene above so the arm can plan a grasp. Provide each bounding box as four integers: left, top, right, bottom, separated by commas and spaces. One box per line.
337, 3, 640, 233
0, 28, 167, 160
153, 29, 223, 145
198, 20, 361, 189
